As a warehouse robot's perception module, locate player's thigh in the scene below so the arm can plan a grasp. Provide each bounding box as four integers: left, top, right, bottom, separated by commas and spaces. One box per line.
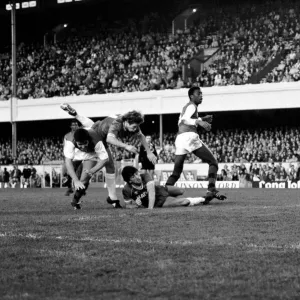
105, 147, 115, 174
175, 132, 201, 155
148, 169, 154, 179
79, 160, 97, 183
162, 196, 189, 207
193, 143, 216, 164
166, 185, 184, 197
62, 163, 68, 175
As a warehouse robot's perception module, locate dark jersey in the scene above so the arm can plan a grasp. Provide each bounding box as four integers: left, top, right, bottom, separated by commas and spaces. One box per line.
139, 143, 158, 168
92, 116, 142, 146
122, 173, 168, 208
122, 173, 152, 207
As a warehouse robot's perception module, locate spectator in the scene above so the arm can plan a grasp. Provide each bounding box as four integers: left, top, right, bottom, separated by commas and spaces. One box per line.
3, 167, 10, 188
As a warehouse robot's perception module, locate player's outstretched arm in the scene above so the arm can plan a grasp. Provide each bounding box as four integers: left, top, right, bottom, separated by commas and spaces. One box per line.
65, 158, 85, 190
146, 180, 156, 209
107, 134, 138, 153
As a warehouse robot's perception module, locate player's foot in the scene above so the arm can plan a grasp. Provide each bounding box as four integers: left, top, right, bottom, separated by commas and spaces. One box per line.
203, 188, 227, 205
71, 202, 81, 210
106, 197, 123, 208
60, 103, 77, 116
71, 198, 82, 210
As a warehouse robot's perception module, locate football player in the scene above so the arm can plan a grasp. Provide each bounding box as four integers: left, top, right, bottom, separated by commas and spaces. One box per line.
165, 86, 227, 204
64, 127, 112, 210
121, 166, 205, 209
61, 104, 156, 208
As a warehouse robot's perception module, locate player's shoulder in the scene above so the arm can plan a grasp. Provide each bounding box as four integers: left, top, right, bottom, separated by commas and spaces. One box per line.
109, 117, 123, 132
122, 183, 132, 196
64, 131, 74, 141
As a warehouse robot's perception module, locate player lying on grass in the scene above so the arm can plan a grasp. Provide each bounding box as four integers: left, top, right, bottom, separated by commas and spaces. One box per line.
61, 103, 156, 208
64, 127, 113, 210
121, 166, 205, 209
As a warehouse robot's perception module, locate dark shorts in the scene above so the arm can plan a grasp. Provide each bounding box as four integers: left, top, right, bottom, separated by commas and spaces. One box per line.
154, 185, 169, 207
141, 163, 155, 170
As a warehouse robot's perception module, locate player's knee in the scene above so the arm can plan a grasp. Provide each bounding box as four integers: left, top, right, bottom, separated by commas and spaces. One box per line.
209, 158, 218, 170
179, 189, 184, 195
105, 162, 115, 174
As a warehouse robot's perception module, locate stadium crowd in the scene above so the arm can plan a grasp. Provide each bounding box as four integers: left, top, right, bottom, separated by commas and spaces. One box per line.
1, 1, 300, 100
0, 126, 300, 165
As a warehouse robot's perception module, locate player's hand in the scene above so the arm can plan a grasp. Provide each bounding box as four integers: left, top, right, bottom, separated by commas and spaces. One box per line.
74, 180, 85, 190
202, 115, 213, 123
196, 120, 211, 131
83, 169, 94, 177
125, 145, 138, 153
147, 152, 157, 164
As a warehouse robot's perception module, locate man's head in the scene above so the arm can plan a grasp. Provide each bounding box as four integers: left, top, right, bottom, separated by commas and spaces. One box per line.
145, 135, 152, 144
74, 128, 90, 151
122, 166, 142, 185
70, 121, 79, 132
188, 86, 202, 105
122, 111, 144, 132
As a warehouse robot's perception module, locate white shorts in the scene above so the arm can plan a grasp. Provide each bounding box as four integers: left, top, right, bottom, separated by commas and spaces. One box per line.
175, 132, 202, 155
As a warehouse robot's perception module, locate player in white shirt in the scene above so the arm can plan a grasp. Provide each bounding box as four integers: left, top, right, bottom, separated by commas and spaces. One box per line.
64, 128, 111, 210
165, 86, 227, 204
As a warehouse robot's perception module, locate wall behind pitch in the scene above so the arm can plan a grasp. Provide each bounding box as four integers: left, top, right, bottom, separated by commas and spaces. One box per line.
2, 82, 300, 122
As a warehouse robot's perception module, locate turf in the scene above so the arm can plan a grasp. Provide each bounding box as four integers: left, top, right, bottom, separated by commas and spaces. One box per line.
0, 188, 300, 300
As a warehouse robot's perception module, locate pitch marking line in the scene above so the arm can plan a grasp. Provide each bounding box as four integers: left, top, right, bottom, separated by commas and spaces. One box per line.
1, 232, 300, 250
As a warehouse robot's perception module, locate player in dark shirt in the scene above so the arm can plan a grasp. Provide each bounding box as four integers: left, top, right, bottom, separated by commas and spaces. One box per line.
61, 104, 157, 207
121, 166, 205, 209
22, 164, 32, 188
138, 135, 158, 179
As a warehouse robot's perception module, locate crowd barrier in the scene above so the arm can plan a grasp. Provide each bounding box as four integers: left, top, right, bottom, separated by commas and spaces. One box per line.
1, 162, 299, 189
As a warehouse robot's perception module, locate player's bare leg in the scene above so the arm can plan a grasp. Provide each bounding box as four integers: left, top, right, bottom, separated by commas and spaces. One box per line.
166, 186, 185, 197
165, 154, 186, 186
192, 145, 227, 204
60, 103, 94, 129
148, 169, 154, 179
162, 196, 205, 207
105, 149, 122, 208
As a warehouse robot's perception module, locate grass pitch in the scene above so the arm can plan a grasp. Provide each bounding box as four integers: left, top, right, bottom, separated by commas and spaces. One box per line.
0, 188, 300, 300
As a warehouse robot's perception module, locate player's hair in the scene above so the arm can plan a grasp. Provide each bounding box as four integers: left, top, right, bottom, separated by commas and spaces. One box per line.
122, 111, 144, 125
188, 86, 200, 99
122, 166, 138, 183
74, 128, 89, 143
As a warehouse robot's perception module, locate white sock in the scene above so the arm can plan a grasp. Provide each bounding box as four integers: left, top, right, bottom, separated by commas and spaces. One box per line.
187, 197, 205, 206
105, 173, 118, 200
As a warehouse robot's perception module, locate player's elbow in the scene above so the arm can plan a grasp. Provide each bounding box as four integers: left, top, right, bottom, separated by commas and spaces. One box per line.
102, 157, 109, 164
